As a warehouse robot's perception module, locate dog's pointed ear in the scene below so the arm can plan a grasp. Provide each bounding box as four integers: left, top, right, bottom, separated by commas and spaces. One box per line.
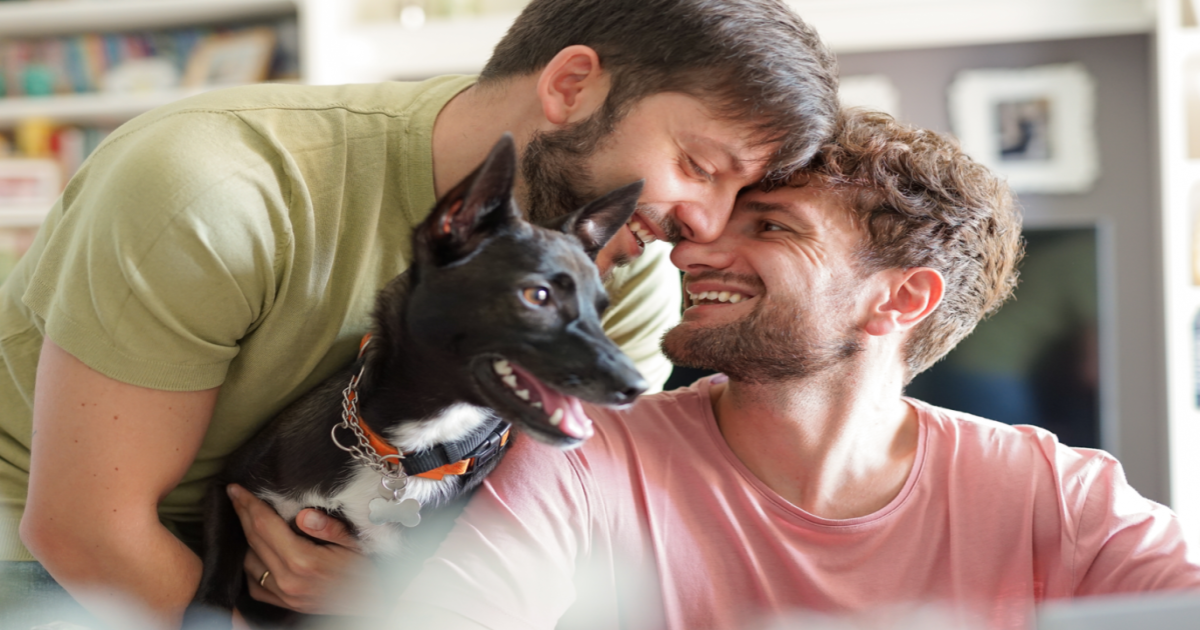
422, 133, 520, 266
555, 180, 644, 260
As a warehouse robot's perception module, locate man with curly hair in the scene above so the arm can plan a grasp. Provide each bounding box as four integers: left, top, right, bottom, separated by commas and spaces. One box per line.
394, 110, 1200, 629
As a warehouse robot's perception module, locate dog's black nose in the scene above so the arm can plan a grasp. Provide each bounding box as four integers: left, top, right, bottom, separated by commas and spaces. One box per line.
614, 379, 648, 405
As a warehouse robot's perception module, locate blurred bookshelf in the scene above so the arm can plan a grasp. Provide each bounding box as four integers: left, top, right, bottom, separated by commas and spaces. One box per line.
0, 0, 301, 238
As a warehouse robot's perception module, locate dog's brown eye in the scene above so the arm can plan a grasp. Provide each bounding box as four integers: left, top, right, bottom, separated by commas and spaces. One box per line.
521, 286, 551, 306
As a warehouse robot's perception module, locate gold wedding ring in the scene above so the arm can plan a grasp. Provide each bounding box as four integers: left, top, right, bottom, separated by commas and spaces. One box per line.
258, 569, 271, 587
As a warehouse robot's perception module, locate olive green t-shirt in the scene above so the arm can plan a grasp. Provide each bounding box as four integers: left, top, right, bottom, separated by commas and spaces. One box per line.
0, 76, 681, 561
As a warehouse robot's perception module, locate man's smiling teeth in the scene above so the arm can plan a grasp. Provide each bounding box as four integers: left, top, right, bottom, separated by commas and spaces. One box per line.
491, 359, 556, 421
628, 219, 656, 247
687, 290, 747, 304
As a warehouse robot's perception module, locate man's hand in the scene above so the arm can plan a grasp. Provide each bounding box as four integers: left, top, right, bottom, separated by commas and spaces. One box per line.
226, 484, 385, 616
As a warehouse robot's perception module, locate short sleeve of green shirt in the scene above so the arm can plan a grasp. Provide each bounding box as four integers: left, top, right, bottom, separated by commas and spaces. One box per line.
23, 109, 286, 390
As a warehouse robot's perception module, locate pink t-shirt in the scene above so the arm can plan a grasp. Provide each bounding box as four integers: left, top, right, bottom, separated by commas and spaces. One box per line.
398, 376, 1200, 629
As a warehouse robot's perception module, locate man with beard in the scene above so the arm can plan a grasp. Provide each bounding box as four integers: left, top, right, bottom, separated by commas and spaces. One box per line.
0, 0, 838, 627
392, 110, 1200, 629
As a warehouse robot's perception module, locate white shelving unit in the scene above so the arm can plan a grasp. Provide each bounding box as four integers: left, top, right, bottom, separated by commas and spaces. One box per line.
0, 205, 55, 227
1156, 0, 1200, 554
0, 88, 219, 128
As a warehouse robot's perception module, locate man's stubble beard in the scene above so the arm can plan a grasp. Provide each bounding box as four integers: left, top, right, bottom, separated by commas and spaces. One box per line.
520, 115, 610, 226
520, 110, 683, 258
661, 272, 865, 384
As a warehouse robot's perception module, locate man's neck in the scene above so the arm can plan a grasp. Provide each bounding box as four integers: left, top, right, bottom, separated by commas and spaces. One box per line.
430, 76, 544, 199
710, 358, 919, 520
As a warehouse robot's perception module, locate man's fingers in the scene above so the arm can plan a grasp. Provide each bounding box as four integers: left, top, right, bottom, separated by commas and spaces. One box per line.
244, 548, 287, 606
227, 484, 289, 569
246, 575, 289, 609
295, 508, 362, 551
243, 548, 268, 591
226, 484, 372, 614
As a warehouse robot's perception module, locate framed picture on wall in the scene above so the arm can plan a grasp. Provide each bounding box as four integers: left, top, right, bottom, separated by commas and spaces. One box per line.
183, 28, 277, 88
948, 63, 1098, 194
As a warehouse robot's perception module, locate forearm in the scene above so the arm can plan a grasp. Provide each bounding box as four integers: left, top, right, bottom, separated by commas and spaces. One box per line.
26, 338, 218, 628
23, 507, 202, 628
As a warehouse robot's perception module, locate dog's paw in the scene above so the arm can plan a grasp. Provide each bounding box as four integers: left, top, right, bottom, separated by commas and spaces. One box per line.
368, 497, 422, 527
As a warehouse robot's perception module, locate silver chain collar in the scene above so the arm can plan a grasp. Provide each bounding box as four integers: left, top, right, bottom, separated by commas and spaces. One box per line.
329, 340, 408, 484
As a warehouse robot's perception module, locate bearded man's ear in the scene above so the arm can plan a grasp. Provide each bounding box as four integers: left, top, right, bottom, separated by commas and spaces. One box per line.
863, 267, 945, 337
536, 45, 609, 126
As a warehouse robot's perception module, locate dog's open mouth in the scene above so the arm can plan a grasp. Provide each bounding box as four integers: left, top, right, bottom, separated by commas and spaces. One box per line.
476, 357, 594, 443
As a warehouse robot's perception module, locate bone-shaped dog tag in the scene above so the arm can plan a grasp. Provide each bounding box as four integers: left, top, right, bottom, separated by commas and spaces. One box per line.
369, 497, 422, 527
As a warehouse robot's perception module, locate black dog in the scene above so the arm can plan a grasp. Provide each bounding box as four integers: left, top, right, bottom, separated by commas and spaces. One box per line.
186, 134, 647, 627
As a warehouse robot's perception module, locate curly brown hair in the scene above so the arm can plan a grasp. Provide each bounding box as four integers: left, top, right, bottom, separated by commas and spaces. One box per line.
803, 109, 1024, 380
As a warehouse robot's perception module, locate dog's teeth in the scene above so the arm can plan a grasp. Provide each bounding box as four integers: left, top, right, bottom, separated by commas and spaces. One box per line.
532, 401, 543, 409
493, 360, 513, 376
718, 291, 730, 303
502, 375, 518, 388
549, 408, 564, 426
516, 389, 530, 400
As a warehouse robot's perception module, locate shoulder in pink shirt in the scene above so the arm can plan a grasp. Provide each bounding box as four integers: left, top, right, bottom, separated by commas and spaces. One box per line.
399, 375, 1200, 629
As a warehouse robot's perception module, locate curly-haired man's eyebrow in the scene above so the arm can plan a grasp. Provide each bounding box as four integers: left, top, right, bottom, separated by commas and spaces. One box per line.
740, 200, 788, 215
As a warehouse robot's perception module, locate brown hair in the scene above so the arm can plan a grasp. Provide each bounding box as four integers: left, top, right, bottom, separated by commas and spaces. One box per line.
481, 0, 840, 176
804, 109, 1024, 379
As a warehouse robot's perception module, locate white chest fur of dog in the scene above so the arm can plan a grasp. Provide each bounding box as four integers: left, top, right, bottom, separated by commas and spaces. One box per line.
258, 402, 494, 556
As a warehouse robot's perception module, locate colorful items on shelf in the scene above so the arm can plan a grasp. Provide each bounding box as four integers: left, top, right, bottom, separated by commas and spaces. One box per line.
2, 118, 112, 181
22, 64, 55, 97
0, 17, 299, 98
15, 117, 53, 158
